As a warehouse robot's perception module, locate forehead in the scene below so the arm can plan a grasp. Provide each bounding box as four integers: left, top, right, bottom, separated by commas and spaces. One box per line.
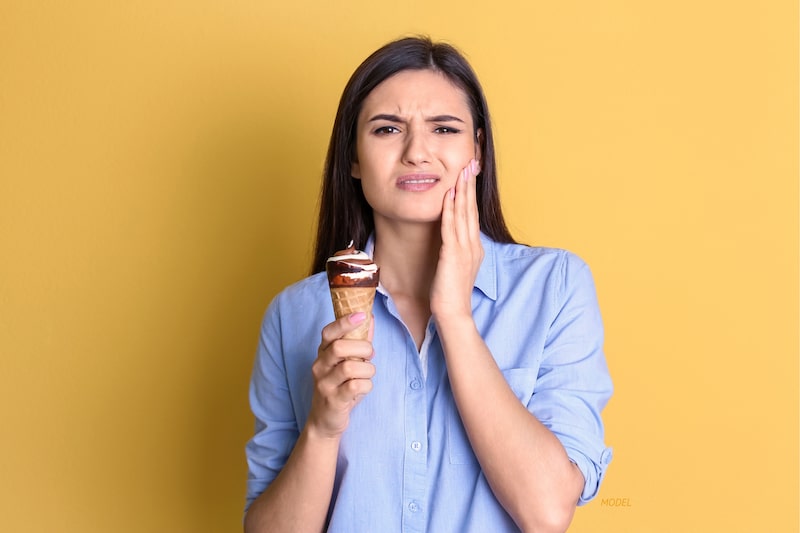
360, 69, 472, 118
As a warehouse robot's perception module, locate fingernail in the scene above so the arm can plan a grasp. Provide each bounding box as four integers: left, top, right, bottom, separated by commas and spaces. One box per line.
473, 160, 480, 174
350, 312, 366, 323
461, 168, 468, 182
449, 188, 455, 199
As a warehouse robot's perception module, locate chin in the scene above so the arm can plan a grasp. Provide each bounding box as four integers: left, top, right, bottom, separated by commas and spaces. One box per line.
376, 211, 443, 227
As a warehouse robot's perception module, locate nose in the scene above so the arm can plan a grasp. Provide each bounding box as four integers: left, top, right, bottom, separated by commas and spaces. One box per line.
401, 128, 431, 166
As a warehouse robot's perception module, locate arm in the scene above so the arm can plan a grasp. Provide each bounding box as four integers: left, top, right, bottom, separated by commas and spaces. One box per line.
436, 318, 584, 533
244, 313, 376, 533
244, 427, 341, 533
432, 161, 587, 533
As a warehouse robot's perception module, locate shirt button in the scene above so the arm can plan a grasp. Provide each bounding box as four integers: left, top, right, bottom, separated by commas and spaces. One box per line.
411, 441, 422, 451
410, 379, 422, 390
408, 501, 419, 513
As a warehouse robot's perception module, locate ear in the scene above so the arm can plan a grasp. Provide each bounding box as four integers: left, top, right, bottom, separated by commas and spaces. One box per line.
475, 128, 484, 169
351, 160, 361, 180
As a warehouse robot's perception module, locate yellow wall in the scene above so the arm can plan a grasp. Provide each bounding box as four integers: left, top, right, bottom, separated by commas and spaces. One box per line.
1, 2, 796, 532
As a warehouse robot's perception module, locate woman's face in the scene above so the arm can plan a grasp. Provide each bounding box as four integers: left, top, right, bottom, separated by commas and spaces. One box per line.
352, 69, 481, 228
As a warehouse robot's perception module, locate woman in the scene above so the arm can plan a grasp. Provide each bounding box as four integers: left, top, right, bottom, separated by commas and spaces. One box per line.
244, 36, 612, 533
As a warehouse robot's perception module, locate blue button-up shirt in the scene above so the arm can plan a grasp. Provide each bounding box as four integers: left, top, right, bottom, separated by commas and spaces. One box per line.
246, 235, 613, 532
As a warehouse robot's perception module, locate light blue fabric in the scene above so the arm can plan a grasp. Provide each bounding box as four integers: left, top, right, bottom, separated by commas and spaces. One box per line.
245, 234, 613, 532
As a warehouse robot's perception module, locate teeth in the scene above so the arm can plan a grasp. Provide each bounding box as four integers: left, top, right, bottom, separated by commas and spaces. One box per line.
405, 179, 436, 184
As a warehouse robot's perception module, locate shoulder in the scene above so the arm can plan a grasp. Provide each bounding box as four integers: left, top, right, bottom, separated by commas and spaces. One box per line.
487, 238, 589, 277
272, 272, 329, 304
263, 272, 330, 325
256, 272, 334, 369
480, 237, 595, 302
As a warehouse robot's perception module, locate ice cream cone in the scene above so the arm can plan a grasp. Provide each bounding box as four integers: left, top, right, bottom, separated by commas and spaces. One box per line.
329, 286, 376, 340
326, 242, 380, 341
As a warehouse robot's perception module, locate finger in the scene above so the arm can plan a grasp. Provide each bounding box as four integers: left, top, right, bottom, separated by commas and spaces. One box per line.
338, 376, 374, 404
314, 373, 374, 414
315, 326, 375, 379
320, 312, 369, 349
334, 358, 377, 382
466, 159, 480, 239
320, 337, 374, 366
311, 348, 375, 396
324, 359, 376, 402
454, 163, 471, 244
440, 182, 456, 243
344, 316, 376, 361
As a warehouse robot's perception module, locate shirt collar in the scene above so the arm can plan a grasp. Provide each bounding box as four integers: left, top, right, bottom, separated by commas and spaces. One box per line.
475, 232, 498, 301
364, 233, 498, 301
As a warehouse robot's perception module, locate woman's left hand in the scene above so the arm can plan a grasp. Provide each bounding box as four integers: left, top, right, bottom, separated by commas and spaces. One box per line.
430, 159, 484, 322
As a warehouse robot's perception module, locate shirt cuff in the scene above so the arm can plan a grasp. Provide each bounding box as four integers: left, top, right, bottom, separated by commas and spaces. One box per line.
567, 446, 613, 505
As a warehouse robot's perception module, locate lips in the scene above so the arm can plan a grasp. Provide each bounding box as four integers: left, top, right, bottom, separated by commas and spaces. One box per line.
396, 174, 440, 192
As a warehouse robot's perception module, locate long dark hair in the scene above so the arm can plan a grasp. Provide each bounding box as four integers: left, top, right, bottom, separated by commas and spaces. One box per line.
311, 36, 515, 274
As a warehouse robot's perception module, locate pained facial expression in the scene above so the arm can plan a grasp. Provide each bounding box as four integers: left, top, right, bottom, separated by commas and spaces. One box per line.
351, 69, 482, 228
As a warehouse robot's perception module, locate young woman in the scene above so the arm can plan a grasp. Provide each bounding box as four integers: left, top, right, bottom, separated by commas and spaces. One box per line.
244, 36, 613, 533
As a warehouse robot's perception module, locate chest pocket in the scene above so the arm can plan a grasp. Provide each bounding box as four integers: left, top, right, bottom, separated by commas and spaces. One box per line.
448, 367, 538, 464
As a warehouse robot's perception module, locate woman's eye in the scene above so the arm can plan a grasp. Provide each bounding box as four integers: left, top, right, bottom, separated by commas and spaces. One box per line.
434, 126, 461, 134
374, 126, 400, 135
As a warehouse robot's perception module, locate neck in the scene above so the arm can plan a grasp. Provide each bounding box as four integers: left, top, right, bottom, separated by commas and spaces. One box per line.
373, 221, 440, 301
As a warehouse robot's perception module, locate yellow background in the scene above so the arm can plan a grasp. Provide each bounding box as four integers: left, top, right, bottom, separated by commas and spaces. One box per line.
1, 1, 796, 532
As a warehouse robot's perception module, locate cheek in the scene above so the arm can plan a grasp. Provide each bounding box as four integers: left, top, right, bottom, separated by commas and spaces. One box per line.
444, 141, 478, 174
452, 135, 478, 158
355, 143, 388, 175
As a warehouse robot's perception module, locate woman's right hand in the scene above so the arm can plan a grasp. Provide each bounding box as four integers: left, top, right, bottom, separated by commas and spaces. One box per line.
307, 312, 376, 439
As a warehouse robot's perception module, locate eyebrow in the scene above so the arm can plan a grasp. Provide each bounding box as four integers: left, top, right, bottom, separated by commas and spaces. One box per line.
367, 113, 465, 123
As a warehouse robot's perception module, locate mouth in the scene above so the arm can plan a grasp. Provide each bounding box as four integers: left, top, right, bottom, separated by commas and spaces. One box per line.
396, 174, 440, 191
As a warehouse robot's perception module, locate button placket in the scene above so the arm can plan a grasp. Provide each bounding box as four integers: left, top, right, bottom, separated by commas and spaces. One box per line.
402, 348, 427, 531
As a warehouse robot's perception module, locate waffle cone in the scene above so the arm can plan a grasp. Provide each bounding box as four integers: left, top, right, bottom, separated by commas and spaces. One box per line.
329, 286, 376, 340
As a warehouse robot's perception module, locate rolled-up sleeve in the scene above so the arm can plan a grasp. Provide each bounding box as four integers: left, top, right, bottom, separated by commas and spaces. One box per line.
530, 253, 613, 505
244, 295, 299, 513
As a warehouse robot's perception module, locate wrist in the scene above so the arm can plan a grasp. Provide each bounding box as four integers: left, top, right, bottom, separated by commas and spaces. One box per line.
304, 420, 345, 445
433, 311, 477, 338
